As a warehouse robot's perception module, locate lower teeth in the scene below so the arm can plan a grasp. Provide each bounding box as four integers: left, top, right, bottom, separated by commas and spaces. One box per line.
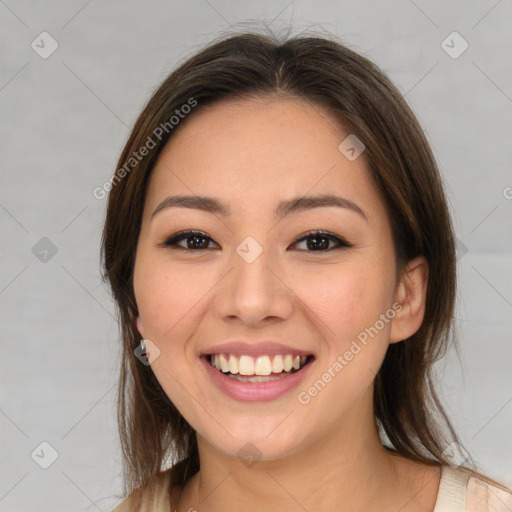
226, 372, 292, 383
228, 372, 290, 382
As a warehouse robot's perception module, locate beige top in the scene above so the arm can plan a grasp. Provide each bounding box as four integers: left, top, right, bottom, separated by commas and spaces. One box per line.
111, 465, 512, 511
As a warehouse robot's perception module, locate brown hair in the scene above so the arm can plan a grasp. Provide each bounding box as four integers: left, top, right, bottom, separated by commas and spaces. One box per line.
101, 29, 495, 500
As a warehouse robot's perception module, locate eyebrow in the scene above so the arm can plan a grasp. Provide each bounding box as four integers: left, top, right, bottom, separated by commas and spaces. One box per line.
151, 194, 368, 221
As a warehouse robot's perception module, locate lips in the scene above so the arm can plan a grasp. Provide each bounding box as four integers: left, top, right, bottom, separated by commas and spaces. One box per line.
197, 340, 316, 402
200, 351, 315, 402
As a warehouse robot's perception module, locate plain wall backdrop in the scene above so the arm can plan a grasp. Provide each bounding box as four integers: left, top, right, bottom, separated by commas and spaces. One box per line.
0, 1, 511, 510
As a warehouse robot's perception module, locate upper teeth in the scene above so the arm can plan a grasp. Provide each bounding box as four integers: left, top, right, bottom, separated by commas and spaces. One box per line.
209, 354, 308, 376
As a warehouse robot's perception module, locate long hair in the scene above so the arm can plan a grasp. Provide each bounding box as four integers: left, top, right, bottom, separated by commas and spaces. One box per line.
101, 29, 487, 499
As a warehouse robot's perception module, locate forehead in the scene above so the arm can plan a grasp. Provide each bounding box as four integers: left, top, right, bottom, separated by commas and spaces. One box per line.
145, 97, 386, 222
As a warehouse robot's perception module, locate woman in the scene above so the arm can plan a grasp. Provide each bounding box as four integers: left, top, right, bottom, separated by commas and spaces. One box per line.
103, 31, 512, 511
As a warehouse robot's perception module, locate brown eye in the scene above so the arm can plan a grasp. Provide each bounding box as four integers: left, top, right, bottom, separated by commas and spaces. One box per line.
161, 230, 219, 250
292, 231, 352, 252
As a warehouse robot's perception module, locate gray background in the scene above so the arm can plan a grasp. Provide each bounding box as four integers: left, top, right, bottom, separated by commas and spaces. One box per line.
1, 1, 511, 510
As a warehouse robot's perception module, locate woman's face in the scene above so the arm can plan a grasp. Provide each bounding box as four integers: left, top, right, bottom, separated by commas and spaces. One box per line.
133, 97, 401, 461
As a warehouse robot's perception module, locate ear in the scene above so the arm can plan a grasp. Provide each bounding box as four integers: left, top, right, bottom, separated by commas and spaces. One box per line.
136, 315, 145, 338
389, 255, 429, 344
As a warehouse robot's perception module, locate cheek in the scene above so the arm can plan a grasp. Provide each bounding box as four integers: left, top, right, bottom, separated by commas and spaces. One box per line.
295, 262, 392, 349
134, 259, 210, 340
293, 264, 393, 418
133, 259, 212, 410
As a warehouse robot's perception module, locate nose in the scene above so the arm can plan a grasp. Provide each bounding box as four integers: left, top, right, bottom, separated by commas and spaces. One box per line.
212, 239, 294, 328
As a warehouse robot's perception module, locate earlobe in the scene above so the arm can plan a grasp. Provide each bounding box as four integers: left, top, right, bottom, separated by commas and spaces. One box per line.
136, 316, 144, 338
389, 256, 429, 344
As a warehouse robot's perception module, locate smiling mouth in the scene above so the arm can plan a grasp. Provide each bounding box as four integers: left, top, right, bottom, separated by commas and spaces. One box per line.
203, 353, 315, 383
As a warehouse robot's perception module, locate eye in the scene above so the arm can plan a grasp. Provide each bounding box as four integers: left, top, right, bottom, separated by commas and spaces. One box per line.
291, 230, 352, 252
158, 229, 352, 252
159, 230, 219, 250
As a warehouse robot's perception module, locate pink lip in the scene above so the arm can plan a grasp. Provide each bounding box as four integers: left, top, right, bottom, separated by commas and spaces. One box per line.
199, 341, 314, 358
200, 355, 314, 403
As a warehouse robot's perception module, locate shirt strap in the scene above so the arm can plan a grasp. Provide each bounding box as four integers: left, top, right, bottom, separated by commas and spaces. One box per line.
432, 465, 471, 512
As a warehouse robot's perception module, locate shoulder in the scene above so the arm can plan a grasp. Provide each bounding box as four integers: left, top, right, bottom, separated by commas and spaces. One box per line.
437, 466, 512, 512
111, 469, 173, 512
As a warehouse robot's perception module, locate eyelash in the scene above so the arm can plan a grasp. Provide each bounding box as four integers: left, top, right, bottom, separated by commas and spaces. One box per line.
159, 229, 352, 253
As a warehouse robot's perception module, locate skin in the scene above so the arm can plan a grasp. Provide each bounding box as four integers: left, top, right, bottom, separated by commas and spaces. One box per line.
133, 96, 440, 512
